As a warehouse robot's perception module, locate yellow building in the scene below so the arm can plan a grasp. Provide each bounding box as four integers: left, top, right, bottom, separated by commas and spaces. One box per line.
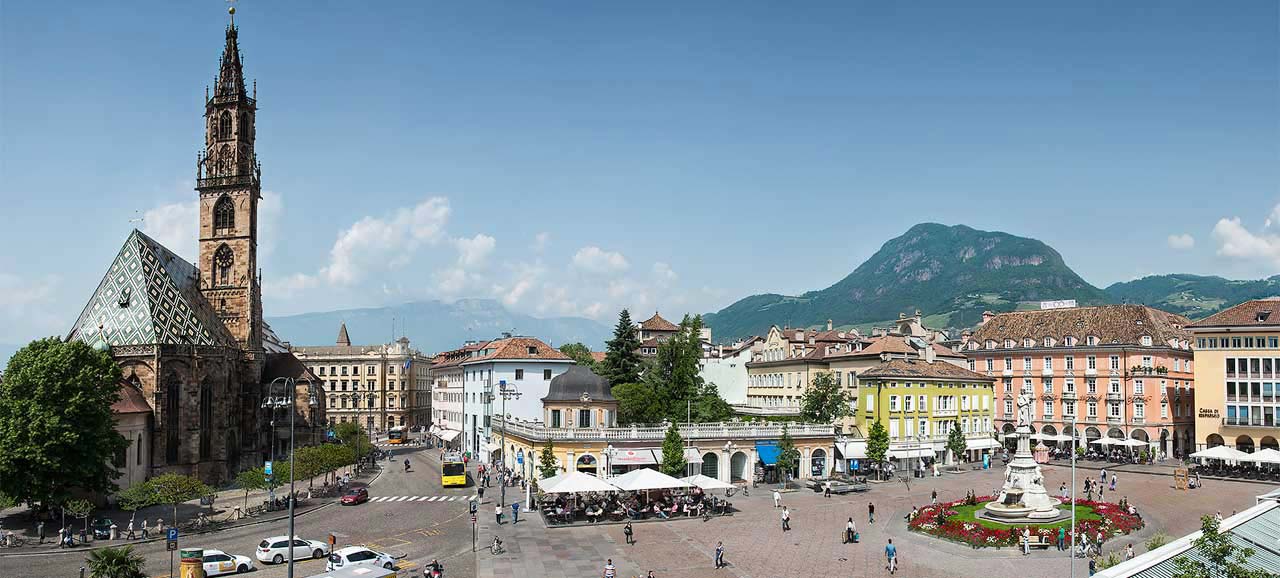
1187, 299, 1280, 453
850, 355, 999, 472
493, 366, 838, 483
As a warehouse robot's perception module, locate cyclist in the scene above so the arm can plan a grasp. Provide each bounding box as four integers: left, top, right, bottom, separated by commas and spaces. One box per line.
404, 459, 411, 472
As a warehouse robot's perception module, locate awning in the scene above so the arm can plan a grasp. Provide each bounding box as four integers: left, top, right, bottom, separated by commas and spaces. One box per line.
482, 442, 501, 455
836, 441, 867, 459
966, 438, 1001, 451
611, 448, 659, 466
756, 440, 780, 466
684, 448, 704, 464
436, 429, 461, 442
889, 448, 935, 459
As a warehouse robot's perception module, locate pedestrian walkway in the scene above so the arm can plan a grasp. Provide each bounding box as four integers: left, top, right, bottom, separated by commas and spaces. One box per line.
367, 495, 467, 503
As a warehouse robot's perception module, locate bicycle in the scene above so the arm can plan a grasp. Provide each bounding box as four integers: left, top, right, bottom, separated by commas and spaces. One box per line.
490, 536, 504, 555
2, 535, 27, 548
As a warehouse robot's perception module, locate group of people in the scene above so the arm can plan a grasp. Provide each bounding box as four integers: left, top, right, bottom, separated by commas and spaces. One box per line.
477, 463, 525, 490
545, 488, 722, 524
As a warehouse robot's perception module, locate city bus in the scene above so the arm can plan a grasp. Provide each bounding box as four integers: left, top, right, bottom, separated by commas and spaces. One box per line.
441, 452, 467, 487
387, 426, 406, 445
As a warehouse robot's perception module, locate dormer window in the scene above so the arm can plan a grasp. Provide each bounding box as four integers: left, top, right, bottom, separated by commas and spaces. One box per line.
1064, 336, 1076, 347
1141, 335, 1152, 347
527, 346, 538, 355
1023, 338, 1034, 348
985, 340, 996, 350
1005, 339, 1015, 349
1043, 337, 1054, 347
1087, 336, 1099, 346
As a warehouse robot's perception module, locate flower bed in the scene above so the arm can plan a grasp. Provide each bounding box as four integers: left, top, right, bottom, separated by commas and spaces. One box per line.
907, 496, 1143, 549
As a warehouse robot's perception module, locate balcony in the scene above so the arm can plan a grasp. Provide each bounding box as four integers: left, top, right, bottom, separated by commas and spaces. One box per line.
491, 416, 836, 443
1222, 418, 1279, 429
933, 409, 959, 418
1107, 415, 1124, 423
1107, 391, 1123, 400
1131, 416, 1144, 424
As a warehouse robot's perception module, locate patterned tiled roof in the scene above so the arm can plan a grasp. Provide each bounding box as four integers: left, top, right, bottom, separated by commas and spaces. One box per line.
1187, 299, 1280, 329
68, 230, 237, 348
970, 305, 1191, 346
462, 337, 571, 364
639, 312, 679, 332
859, 358, 994, 381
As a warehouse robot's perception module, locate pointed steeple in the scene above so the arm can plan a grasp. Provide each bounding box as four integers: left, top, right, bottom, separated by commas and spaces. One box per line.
337, 322, 351, 347
215, 22, 246, 100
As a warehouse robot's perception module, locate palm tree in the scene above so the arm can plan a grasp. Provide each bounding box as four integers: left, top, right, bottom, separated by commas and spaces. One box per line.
86, 545, 147, 578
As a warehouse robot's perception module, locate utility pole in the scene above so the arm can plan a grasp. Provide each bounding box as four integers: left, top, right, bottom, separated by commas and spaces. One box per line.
496, 379, 521, 507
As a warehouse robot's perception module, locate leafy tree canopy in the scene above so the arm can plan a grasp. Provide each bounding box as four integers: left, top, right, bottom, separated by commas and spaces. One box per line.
946, 421, 968, 465
0, 338, 129, 507
559, 343, 597, 370
777, 423, 801, 479
660, 423, 687, 477
131, 473, 213, 523
538, 441, 558, 479
613, 382, 663, 426
799, 372, 851, 424
1173, 515, 1271, 578
866, 419, 890, 479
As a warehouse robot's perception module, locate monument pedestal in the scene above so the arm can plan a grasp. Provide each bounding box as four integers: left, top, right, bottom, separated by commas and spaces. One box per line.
984, 425, 1062, 521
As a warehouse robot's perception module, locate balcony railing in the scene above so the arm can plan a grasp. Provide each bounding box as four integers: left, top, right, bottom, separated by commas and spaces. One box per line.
492, 416, 835, 442
1222, 418, 1278, 428
198, 173, 258, 189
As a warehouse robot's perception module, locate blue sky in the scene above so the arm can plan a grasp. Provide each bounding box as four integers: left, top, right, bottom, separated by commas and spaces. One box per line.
1, 1, 1277, 347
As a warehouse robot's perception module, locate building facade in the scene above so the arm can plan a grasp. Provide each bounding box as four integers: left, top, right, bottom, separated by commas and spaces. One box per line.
698, 336, 764, 405
637, 312, 680, 356
965, 305, 1195, 458
292, 323, 433, 433
1187, 299, 1280, 453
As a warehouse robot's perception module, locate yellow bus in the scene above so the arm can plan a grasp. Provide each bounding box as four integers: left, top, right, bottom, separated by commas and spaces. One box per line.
387, 426, 406, 445
441, 452, 467, 487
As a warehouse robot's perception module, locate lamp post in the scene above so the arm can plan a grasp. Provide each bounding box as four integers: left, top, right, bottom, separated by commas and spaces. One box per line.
262, 377, 290, 504
495, 379, 522, 507
1067, 415, 1078, 578
261, 377, 318, 578
605, 444, 615, 479
723, 441, 736, 483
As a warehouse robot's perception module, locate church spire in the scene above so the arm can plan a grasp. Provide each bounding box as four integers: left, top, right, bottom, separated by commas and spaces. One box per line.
337, 322, 351, 347
215, 21, 246, 101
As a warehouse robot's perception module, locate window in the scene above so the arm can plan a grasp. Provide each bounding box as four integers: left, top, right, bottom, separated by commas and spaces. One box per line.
1043, 378, 1053, 393
1087, 401, 1098, 417
919, 419, 928, 437
1087, 378, 1097, 394
1065, 356, 1074, 370
1160, 401, 1168, 418
1087, 336, 1098, 346
1064, 401, 1075, 416
889, 395, 899, 412
213, 195, 235, 230
1024, 357, 1033, 371
1109, 355, 1120, 371
367, 365, 377, 375
1108, 402, 1121, 418
578, 409, 591, 428
318, 366, 326, 376
1044, 357, 1053, 370
1087, 355, 1097, 370
1109, 379, 1121, 394
866, 394, 874, 413
1134, 379, 1144, 395
985, 358, 994, 372
544, 369, 552, 380
1065, 378, 1075, 393
1141, 336, 1152, 346
218, 111, 232, 140
527, 346, 538, 355
1022, 378, 1032, 393
1044, 400, 1054, 416
968, 359, 976, 371
515, 369, 524, 380
214, 244, 234, 286
551, 410, 561, 428
1004, 399, 1013, 415
904, 395, 914, 412
1044, 337, 1054, 347
341, 366, 348, 376
1005, 339, 1015, 349
1003, 378, 1012, 392
1004, 358, 1013, 371
1142, 356, 1153, 368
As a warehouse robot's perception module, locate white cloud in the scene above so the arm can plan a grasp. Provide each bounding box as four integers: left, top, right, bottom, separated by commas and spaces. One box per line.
1212, 211, 1280, 269
571, 246, 629, 273
1166, 233, 1195, 250
258, 190, 284, 259
453, 234, 496, 268
652, 262, 678, 285
263, 272, 319, 297
142, 201, 198, 261
502, 279, 535, 307
322, 197, 450, 285
0, 273, 63, 341
1266, 204, 1280, 229
533, 232, 550, 252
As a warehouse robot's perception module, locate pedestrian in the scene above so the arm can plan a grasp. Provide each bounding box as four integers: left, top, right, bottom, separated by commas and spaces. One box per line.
140, 519, 150, 540
869, 502, 875, 524
1098, 484, 1105, 502
37, 520, 44, 544
714, 541, 725, 569
156, 518, 164, 535
603, 558, 617, 578
624, 521, 634, 545
1057, 526, 1066, 551
495, 504, 503, 525
885, 538, 898, 574
1022, 527, 1030, 555
824, 483, 831, 499
781, 506, 791, 532
647, 571, 655, 578
478, 485, 485, 500
844, 518, 856, 544
511, 501, 520, 524
56, 526, 65, 548
1088, 556, 1097, 576
1100, 468, 1107, 486
773, 490, 781, 508
1125, 543, 1134, 560
1215, 511, 1223, 523
125, 519, 135, 540
1096, 530, 1104, 555
1060, 482, 1068, 500
1110, 474, 1117, 492
931, 489, 937, 505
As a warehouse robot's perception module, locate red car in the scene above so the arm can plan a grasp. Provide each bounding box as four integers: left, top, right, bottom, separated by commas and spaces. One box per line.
340, 488, 369, 505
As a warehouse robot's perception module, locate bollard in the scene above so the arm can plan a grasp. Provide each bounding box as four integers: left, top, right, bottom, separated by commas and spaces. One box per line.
110, 523, 118, 540
180, 548, 206, 578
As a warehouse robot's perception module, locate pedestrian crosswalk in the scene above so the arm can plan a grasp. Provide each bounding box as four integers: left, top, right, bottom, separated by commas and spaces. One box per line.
368, 495, 467, 503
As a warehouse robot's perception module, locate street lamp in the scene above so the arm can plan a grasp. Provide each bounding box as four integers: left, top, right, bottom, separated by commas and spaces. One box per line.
262, 377, 291, 504
261, 377, 318, 578
605, 444, 615, 478
495, 379, 521, 507
1067, 415, 1078, 578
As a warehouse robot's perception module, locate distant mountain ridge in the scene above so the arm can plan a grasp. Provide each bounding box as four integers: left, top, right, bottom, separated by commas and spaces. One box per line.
1104, 274, 1280, 319
704, 223, 1110, 340
265, 299, 610, 354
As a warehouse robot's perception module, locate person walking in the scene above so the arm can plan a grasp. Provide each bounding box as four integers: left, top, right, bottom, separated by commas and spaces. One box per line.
36, 521, 44, 544
844, 518, 856, 544
1099, 468, 1107, 486
603, 558, 617, 578
781, 506, 791, 532
1125, 543, 1134, 560
868, 502, 875, 524
931, 489, 937, 505
885, 538, 898, 574
824, 483, 832, 499
1021, 527, 1031, 555
773, 490, 782, 508
140, 519, 149, 540
1088, 556, 1097, 576
478, 485, 485, 500
1057, 526, 1066, 551
511, 501, 520, 524
624, 521, 634, 545
1110, 473, 1117, 492
714, 541, 725, 569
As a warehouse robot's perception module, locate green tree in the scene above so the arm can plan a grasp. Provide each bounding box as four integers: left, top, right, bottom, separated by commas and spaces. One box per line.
0, 493, 15, 510
866, 419, 890, 480
776, 424, 801, 483
559, 343, 597, 370
660, 423, 687, 477
1145, 530, 1171, 552
1173, 515, 1272, 578
115, 484, 153, 516
136, 474, 213, 525
691, 382, 734, 422
62, 498, 94, 538
798, 372, 851, 424
234, 468, 272, 513
86, 545, 147, 578
0, 338, 130, 509
538, 441, 558, 479
600, 310, 642, 386
945, 422, 968, 468
613, 382, 662, 425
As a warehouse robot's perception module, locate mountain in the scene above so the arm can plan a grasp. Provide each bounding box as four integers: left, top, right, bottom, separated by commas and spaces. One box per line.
703, 223, 1110, 340
266, 299, 611, 354
1104, 274, 1280, 320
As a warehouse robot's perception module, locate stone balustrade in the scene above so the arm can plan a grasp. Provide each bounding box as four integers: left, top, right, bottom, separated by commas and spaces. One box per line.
492, 416, 834, 443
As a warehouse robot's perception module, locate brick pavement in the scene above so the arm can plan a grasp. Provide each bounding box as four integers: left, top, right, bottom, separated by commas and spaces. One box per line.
477, 466, 1273, 578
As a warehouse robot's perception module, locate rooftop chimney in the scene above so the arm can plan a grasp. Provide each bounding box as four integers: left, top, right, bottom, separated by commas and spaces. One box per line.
924, 345, 936, 364
827, 319, 833, 331
981, 310, 996, 325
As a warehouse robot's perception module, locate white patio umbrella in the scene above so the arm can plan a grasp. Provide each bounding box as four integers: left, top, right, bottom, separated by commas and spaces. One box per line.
1052, 433, 1078, 442
1242, 448, 1280, 465
540, 470, 621, 494
1090, 437, 1117, 447
1189, 445, 1250, 462
680, 474, 735, 491
1116, 438, 1148, 448
607, 468, 692, 491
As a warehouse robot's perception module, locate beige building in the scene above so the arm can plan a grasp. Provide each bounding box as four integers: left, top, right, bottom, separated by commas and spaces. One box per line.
1187, 299, 1280, 453
637, 312, 681, 356
292, 323, 433, 432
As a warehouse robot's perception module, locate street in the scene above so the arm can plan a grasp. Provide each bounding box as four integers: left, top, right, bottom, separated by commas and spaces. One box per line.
0, 442, 477, 578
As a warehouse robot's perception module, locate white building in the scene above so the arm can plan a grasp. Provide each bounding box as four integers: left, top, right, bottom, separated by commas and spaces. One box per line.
443, 336, 574, 462
697, 336, 763, 404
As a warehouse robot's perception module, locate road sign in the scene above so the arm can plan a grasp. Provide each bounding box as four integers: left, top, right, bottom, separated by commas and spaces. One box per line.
264, 461, 273, 475
516, 450, 523, 465
167, 528, 178, 542
470, 514, 476, 524
167, 541, 178, 551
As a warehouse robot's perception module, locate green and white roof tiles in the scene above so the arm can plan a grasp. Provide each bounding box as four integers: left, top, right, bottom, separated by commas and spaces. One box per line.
69, 229, 237, 349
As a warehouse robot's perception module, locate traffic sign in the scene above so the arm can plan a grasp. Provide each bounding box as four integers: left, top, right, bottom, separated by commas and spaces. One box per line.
167, 528, 178, 542
167, 541, 178, 551
470, 514, 476, 524
264, 461, 273, 475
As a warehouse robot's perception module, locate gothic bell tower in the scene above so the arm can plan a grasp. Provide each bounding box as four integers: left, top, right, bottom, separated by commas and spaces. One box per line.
197, 19, 262, 354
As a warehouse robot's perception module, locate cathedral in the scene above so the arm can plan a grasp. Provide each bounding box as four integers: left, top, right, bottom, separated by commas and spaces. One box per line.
67, 19, 323, 487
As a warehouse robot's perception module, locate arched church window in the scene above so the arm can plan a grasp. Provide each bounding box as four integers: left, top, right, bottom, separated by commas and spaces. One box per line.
199, 381, 213, 460
164, 371, 180, 465
239, 113, 250, 139
214, 196, 235, 230
214, 244, 234, 286
219, 111, 232, 140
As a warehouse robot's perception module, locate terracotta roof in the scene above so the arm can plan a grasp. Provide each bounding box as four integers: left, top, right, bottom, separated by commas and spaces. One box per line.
859, 358, 995, 381
463, 337, 571, 364
590, 352, 607, 363
970, 305, 1192, 347
640, 312, 679, 332
112, 382, 152, 414
1187, 299, 1280, 329
640, 338, 661, 348
931, 343, 965, 358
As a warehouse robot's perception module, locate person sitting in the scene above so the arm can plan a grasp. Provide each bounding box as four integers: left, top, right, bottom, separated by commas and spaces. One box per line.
653, 503, 669, 519
586, 505, 602, 523
1127, 503, 1139, 519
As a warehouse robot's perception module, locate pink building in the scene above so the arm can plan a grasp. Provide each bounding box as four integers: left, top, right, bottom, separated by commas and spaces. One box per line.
963, 305, 1196, 458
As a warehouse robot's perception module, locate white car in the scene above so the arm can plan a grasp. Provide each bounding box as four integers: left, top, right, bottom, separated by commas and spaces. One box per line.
256, 535, 331, 564
199, 549, 254, 576
326, 546, 396, 572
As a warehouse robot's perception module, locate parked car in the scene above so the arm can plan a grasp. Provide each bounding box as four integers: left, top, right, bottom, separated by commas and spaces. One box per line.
340, 488, 369, 505
326, 546, 395, 572
91, 518, 115, 540
256, 535, 331, 564
200, 549, 254, 576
